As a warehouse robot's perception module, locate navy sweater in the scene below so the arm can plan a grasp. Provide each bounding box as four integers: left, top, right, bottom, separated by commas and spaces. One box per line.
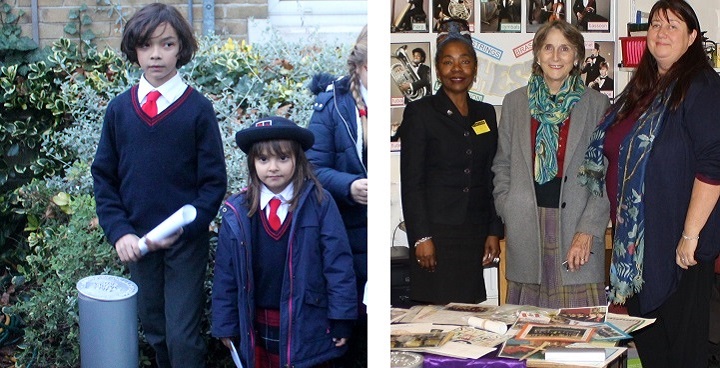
92, 85, 227, 245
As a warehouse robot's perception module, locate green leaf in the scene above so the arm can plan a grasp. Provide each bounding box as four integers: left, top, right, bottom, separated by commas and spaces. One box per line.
64, 23, 78, 35
81, 29, 96, 42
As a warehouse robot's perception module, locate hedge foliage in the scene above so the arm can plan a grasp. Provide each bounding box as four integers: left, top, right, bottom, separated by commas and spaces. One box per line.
1, 27, 351, 367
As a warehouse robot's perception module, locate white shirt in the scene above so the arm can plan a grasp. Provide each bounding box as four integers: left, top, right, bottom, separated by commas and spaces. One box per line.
260, 183, 294, 224
138, 72, 188, 115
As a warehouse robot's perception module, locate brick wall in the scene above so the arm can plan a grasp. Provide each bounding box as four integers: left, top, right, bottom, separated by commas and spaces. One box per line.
14, 0, 268, 50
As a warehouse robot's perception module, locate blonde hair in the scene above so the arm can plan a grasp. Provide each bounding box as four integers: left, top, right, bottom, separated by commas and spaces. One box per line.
348, 25, 368, 113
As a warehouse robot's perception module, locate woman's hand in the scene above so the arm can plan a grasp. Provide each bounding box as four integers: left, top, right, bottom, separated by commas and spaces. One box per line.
415, 238, 436, 272
676, 236, 698, 269
350, 178, 368, 205
333, 337, 348, 347
565, 232, 593, 271
482, 236, 501, 266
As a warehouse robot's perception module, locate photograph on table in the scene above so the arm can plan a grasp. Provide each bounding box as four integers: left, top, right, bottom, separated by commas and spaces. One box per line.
391, 0, 429, 33
432, 0, 474, 32
498, 339, 570, 360
581, 40, 615, 100
517, 324, 596, 342
479, 0, 521, 33
572, 0, 610, 32
592, 322, 632, 341
527, 0, 566, 33
390, 42, 432, 107
555, 306, 607, 325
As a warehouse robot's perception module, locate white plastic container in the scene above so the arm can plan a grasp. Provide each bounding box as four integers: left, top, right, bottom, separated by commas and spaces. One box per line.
391, 351, 423, 368
77, 275, 138, 368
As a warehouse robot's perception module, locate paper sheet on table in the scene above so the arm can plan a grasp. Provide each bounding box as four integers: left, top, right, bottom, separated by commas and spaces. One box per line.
230, 343, 244, 368
390, 324, 502, 359
467, 316, 508, 335
138, 204, 197, 255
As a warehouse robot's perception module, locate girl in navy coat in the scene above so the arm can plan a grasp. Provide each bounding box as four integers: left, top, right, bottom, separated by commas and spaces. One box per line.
211, 116, 357, 368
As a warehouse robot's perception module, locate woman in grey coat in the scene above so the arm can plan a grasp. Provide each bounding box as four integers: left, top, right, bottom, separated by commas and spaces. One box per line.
492, 20, 610, 308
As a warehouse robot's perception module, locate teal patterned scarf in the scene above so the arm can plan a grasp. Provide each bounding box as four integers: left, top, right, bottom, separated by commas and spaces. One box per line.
528, 74, 585, 184
578, 87, 673, 304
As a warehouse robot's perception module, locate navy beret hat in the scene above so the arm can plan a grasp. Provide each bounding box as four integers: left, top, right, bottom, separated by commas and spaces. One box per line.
235, 116, 315, 153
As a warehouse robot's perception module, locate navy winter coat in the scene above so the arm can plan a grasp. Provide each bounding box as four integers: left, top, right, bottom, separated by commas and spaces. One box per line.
307, 74, 368, 285
211, 182, 358, 367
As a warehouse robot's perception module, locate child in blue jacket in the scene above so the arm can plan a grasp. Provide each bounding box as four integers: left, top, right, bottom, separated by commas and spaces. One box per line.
211, 116, 357, 368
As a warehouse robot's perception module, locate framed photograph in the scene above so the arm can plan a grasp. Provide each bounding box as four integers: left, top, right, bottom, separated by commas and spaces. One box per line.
390, 42, 433, 106
479, 0, 521, 33
432, 0, 475, 32
527, 0, 566, 33
580, 40, 615, 101
556, 306, 607, 325
592, 322, 632, 341
516, 324, 596, 343
391, 0, 430, 33
571, 0, 610, 32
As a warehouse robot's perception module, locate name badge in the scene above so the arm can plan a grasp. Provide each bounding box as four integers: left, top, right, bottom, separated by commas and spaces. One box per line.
472, 120, 490, 135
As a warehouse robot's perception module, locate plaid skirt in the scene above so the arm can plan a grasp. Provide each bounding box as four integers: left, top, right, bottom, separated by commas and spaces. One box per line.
254, 309, 335, 368
506, 207, 605, 308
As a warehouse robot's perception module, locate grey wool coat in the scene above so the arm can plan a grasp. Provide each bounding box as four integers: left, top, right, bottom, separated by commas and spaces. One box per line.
492, 85, 610, 285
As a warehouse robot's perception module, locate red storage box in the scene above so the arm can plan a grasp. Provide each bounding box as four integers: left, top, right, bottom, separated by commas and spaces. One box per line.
620, 36, 647, 67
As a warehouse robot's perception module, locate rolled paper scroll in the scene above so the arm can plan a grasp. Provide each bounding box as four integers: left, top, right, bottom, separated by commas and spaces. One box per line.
467, 316, 508, 335
138, 205, 197, 256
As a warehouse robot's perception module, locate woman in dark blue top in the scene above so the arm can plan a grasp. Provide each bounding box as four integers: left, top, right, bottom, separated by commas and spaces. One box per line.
579, 1, 720, 366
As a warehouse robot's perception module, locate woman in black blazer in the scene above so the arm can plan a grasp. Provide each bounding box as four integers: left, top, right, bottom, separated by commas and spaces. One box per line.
398, 18, 503, 304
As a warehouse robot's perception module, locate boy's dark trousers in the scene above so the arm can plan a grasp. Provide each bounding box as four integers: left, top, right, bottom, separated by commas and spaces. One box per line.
129, 233, 210, 368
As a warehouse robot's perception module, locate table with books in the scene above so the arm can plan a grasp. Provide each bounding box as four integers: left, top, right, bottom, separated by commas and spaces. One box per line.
391, 303, 654, 368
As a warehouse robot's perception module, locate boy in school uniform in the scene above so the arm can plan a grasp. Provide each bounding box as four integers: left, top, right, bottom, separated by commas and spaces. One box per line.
91, 3, 227, 367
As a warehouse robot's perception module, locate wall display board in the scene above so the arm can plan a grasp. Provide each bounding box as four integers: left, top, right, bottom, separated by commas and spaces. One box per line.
390, 0, 618, 138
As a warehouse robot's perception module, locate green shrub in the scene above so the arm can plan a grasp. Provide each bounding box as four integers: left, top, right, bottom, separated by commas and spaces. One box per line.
7, 29, 351, 367
10, 189, 125, 367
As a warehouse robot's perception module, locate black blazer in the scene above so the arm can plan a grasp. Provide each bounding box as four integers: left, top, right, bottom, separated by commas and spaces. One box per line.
399, 88, 504, 245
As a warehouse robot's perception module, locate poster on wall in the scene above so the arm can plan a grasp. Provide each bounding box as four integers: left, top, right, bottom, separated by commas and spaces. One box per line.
527, 0, 567, 33
391, 107, 404, 151
391, 0, 430, 33
433, 0, 475, 32
479, 0, 521, 33
390, 42, 433, 107
571, 0, 610, 33
466, 35, 535, 105
581, 40, 615, 101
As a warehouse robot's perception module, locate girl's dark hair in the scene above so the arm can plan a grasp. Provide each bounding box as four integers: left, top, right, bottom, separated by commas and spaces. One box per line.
616, 0, 709, 120
531, 20, 585, 76
120, 3, 198, 68
434, 18, 477, 66
244, 140, 324, 217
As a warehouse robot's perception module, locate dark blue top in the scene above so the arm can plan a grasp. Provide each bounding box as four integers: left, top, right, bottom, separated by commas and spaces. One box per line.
635, 68, 720, 314
253, 211, 291, 309
92, 85, 227, 245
